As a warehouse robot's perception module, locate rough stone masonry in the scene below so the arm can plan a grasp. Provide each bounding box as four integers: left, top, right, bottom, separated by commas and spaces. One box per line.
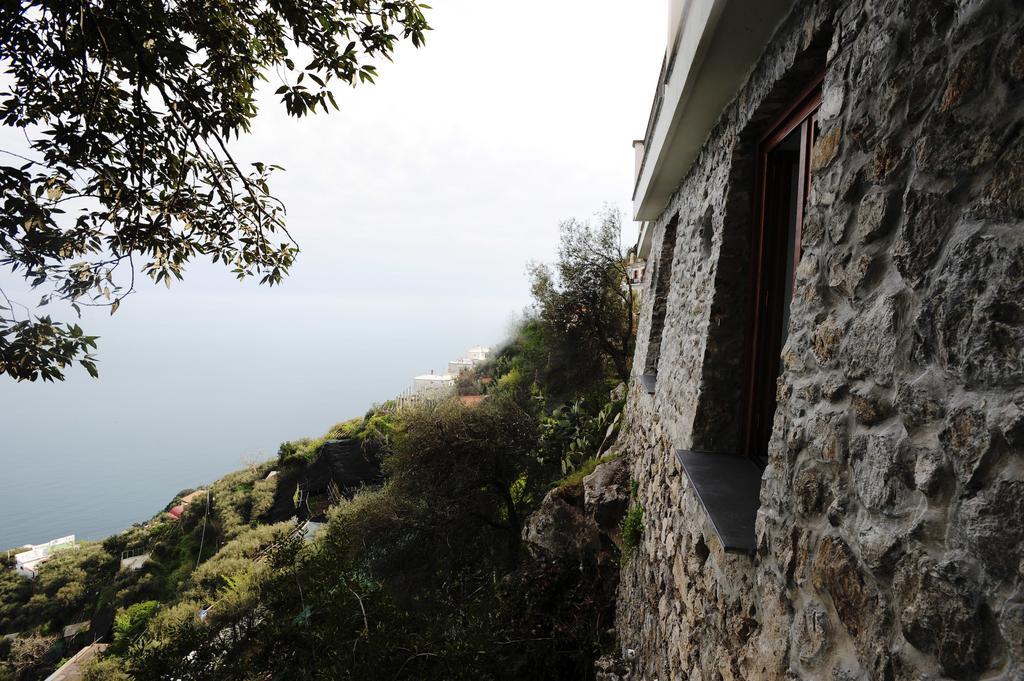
616, 0, 1024, 679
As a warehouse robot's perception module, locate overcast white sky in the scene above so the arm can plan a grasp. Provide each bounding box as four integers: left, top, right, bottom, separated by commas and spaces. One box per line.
0, 0, 667, 547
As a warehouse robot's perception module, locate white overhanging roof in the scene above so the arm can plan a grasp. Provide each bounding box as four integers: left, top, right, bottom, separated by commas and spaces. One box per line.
633, 0, 795, 221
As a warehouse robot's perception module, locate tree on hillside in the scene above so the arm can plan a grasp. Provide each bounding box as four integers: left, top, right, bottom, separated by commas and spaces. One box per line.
0, 0, 430, 381
528, 207, 636, 386
385, 397, 541, 569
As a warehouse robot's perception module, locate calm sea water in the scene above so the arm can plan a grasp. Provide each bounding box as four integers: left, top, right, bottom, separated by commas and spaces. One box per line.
0, 286, 510, 551
0, 356, 407, 551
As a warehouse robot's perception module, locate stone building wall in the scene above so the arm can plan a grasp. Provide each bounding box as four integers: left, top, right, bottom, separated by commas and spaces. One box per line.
616, 0, 1024, 679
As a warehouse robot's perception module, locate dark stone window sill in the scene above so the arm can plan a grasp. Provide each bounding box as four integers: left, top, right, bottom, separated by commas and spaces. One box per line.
640, 373, 657, 395
675, 449, 763, 555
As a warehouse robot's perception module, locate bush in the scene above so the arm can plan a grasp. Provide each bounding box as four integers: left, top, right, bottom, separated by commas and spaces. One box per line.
538, 396, 624, 474
111, 601, 161, 654
621, 505, 644, 560
276, 437, 324, 466
83, 655, 132, 681
386, 397, 542, 568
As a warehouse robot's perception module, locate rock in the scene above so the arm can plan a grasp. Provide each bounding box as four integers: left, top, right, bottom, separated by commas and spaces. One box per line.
812, 535, 882, 640
857, 521, 905, 574
812, 125, 842, 171
1000, 603, 1024, 667
952, 479, 1024, 579
809, 410, 848, 464
822, 375, 848, 402
895, 371, 946, 431
522, 486, 601, 563
851, 432, 911, 514
594, 654, 631, 681
912, 446, 947, 496
912, 227, 1024, 389
843, 293, 903, 386
939, 406, 993, 488
794, 467, 827, 517
894, 554, 991, 677
939, 43, 987, 113
973, 129, 1024, 220
850, 391, 889, 426
813, 317, 845, 365
892, 190, 953, 288
795, 602, 832, 666
916, 115, 997, 176
998, 24, 1024, 83
855, 189, 897, 243
583, 456, 630, 544
868, 139, 903, 182
994, 402, 1024, 446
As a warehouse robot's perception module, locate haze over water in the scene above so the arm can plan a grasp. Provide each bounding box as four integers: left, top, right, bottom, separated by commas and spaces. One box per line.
0, 1, 665, 550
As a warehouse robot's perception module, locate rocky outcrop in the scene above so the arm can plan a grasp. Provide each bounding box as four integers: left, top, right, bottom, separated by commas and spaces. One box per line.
522, 484, 601, 563
268, 438, 383, 522
523, 456, 630, 562
584, 456, 630, 547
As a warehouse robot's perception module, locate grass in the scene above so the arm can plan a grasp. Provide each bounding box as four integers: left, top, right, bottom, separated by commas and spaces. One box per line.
555, 451, 622, 491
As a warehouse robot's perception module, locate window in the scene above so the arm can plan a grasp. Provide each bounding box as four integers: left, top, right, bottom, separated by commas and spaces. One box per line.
742, 78, 821, 466
640, 216, 679, 394
676, 75, 823, 554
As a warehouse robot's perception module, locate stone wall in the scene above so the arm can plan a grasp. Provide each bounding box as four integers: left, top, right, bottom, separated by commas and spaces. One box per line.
616, 0, 1024, 679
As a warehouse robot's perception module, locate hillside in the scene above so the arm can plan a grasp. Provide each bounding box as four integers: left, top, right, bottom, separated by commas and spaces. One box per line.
0, 215, 638, 681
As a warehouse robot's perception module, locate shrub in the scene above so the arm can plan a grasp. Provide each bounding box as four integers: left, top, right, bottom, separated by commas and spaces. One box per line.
111, 601, 161, 654
276, 437, 324, 466
621, 505, 644, 560
83, 655, 132, 681
386, 397, 542, 567
538, 396, 624, 474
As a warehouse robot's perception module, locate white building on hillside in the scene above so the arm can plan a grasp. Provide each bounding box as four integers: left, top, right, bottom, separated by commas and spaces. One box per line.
397, 345, 493, 410
465, 346, 491, 363
14, 535, 77, 579
413, 370, 455, 395
447, 358, 474, 375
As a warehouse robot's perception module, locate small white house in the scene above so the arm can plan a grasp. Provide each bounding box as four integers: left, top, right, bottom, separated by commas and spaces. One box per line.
465, 346, 491, 363
447, 359, 475, 375
413, 371, 455, 395
14, 535, 77, 579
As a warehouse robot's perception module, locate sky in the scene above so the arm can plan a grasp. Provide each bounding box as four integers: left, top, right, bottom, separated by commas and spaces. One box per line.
0, 0, 667, 549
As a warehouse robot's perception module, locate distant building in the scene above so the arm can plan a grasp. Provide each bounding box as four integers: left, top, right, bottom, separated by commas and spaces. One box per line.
626, 252, 647, 289
447, 359, 475, 375
61, 621, 90, 642
397, 345, 493, 410
14, 535, 77, 579
447, 346, 493, 376
465, 346, 491, 363
413, 370, 455, 395
119, 547, 150, 572
166, 489, 206, 521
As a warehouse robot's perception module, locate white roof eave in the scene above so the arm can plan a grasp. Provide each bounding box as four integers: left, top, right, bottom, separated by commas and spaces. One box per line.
633, 0, 795, 222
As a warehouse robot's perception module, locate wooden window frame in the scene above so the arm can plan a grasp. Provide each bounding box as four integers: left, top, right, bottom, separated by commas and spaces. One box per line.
740, 75, 823, 466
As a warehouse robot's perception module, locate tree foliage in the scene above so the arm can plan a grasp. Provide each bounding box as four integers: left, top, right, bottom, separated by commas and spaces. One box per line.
0, 0, 430, 380
527, 207, 636, 388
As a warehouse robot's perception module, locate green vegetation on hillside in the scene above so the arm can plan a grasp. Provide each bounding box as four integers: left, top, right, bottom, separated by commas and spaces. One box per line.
0, 208, 637, 681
